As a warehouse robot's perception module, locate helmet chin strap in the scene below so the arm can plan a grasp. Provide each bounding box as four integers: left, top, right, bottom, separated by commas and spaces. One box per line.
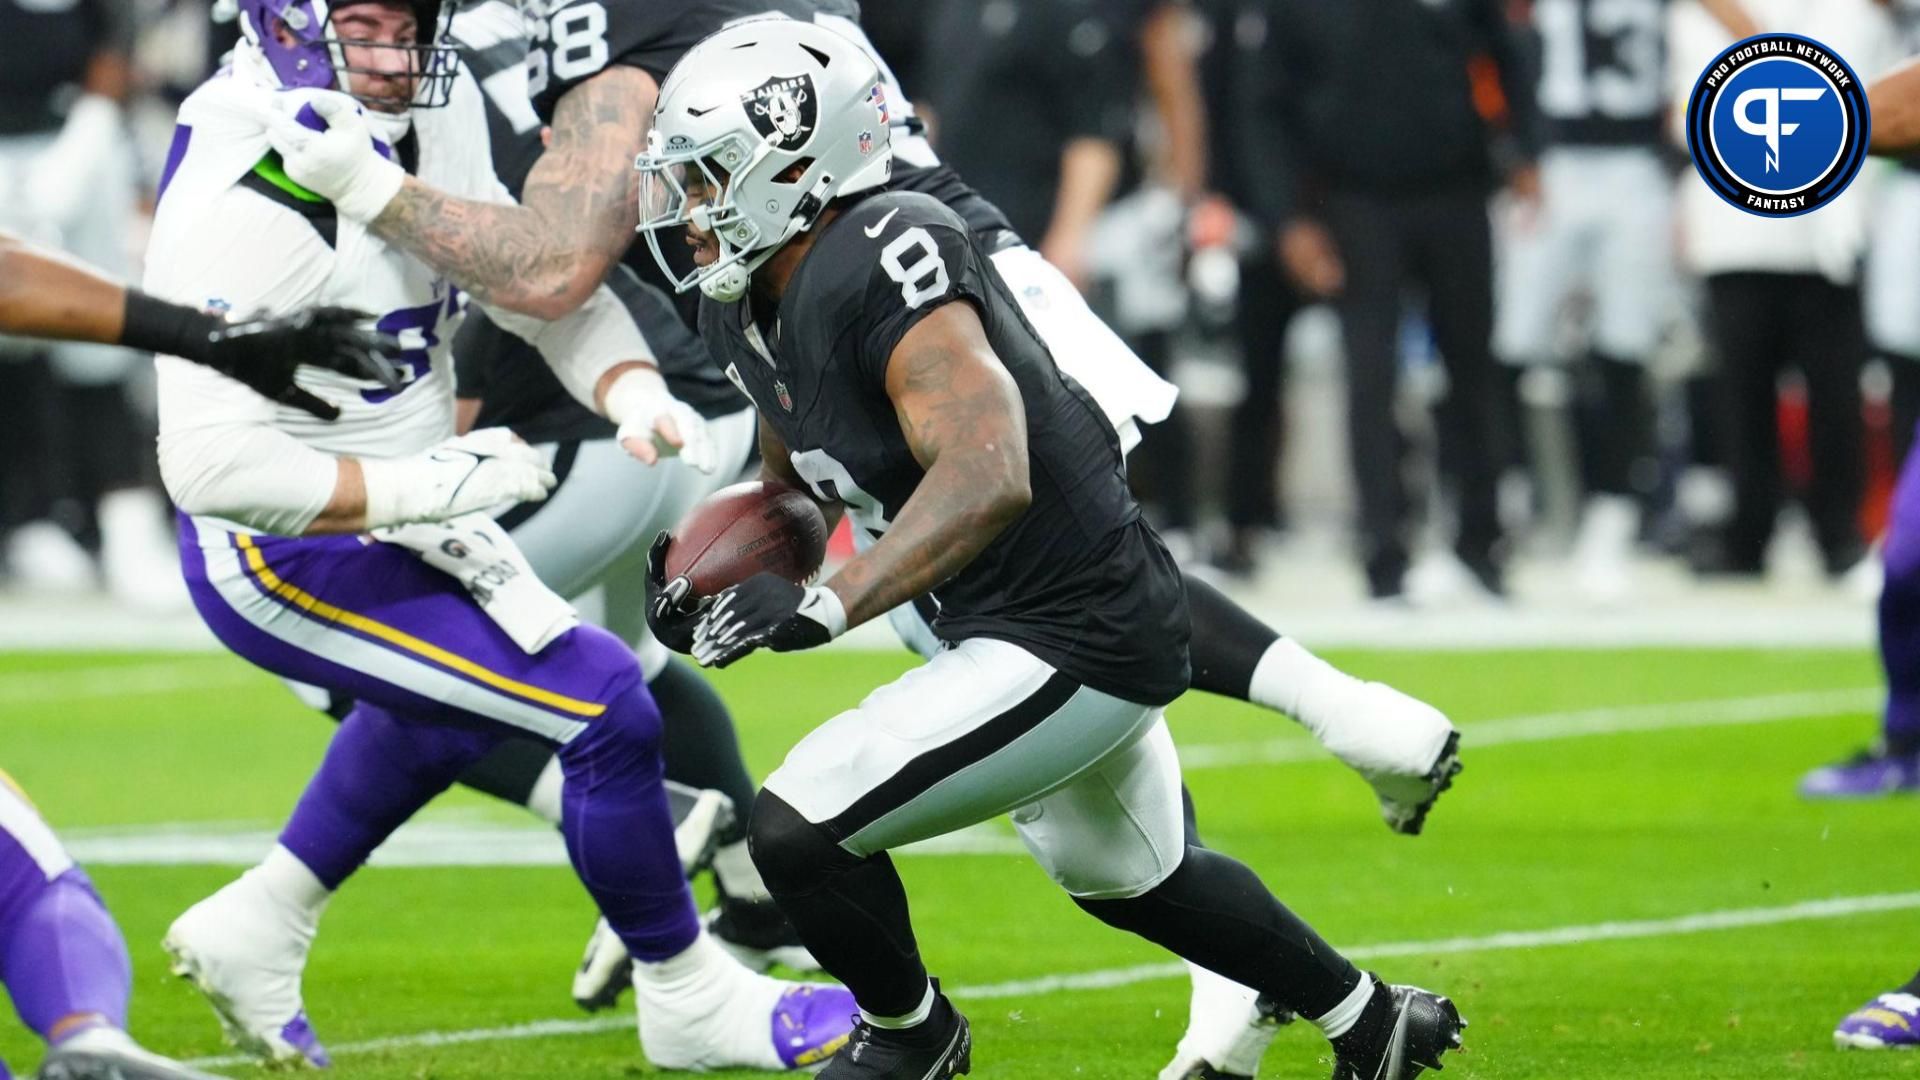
695, 172, 836, 304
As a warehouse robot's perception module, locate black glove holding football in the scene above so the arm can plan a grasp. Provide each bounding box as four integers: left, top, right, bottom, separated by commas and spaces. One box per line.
646, 531, 708, 654
691, 571, 846, 669
201, 306, 404, 420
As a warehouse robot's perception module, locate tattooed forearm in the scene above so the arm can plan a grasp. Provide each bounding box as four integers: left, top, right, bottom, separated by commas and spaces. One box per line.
826, 306, 1030, 629
368, 66, 657, 320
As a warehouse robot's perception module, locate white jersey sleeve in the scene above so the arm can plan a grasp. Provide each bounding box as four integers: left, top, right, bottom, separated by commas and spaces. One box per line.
148, 183, 344, 535
483, 282, 655, 413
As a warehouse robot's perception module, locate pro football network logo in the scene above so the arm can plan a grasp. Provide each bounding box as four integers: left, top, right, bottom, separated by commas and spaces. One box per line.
1685, 34, 1869, 218
742, 74, 817, 150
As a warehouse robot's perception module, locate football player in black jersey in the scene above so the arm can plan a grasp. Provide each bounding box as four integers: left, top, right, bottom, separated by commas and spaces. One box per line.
272, 0, 1465, 836
269, 4, 1472, 1066
0, 229, 401, 417
633, 22, 1467, 1080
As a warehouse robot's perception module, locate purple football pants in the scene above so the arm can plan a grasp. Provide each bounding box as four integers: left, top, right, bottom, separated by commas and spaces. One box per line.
0, 779, 132, 1050
178, 517, 698, 960
1882, 433, 1920, 755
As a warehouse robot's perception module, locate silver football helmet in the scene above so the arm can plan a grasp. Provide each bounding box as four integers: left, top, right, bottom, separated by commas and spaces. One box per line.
635, 18, 894, 302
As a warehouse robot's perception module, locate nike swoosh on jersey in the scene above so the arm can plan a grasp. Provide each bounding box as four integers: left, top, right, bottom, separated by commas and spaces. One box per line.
863, 208, 900, 238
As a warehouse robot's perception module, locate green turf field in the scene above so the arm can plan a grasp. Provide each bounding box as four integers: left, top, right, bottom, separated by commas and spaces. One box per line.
4, 646, 1920, 1078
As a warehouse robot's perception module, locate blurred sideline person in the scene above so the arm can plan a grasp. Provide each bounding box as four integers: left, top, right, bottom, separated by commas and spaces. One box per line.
270, 6, 1469, 1071
1238, 0, 1538, 601
1189, 0, 1304, 575
0, 772, 224, 1080
635, 22, 1469, 1080
1496, 0, 1673, 603
1668, 0, 1891, 582
145, 0, 855, 1070
0, 0, 174, 605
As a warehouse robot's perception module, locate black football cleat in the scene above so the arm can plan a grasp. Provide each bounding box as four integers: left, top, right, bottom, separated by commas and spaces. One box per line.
1330, 982, 1465, 1080
1388, 731, 1463, 838
820, 983, 971, 1079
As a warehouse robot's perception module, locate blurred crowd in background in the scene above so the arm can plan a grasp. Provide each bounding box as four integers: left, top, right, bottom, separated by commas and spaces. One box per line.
2, 0, 1916, 611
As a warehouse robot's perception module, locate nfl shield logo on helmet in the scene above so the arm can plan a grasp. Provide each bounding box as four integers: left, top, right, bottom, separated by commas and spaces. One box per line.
742, 74, 818, 150
775, 379, 794, 412
858, 130, 874, 155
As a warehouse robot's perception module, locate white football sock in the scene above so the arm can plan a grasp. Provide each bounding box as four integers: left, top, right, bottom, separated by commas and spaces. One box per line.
525, 758, 564, 826
253, 844, 331, 921
1312, 973, 1376, 1039
712, 840, 774, 903
861, 981, 935, 1029
631, 930, 784, 1070
1173, 961, 1272, 1076
1249, 637, 1357, 740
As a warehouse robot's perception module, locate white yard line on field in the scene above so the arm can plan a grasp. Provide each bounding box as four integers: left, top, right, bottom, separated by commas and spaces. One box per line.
0, 660, 258, 705
182, 889, 1920, 1069
63, 686, 1880, 868
1178, 686, 1880, 770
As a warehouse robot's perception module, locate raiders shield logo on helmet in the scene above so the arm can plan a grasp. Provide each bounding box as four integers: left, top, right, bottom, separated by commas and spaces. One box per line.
741, 74, 817, 150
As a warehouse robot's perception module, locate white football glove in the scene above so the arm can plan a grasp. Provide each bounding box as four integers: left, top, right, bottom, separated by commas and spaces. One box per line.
360, 428, 557, 528
264, 92, 406, 223
603, 366, 717, 474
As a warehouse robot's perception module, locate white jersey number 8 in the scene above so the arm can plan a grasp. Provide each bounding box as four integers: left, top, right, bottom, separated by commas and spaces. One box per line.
880, 227, 951, 309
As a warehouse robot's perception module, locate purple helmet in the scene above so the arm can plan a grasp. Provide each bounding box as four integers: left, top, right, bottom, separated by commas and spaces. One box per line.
236, 0, 458, 108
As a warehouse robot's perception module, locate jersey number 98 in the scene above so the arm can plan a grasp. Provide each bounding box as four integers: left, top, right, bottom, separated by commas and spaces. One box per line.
529, 0, 609, 97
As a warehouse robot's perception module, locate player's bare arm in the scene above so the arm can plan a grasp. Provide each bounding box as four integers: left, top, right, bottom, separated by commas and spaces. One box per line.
1873, 56, 1920, 155
369, 67, 656, 318
0, 231, 400, 419
824, 302, 1031, 630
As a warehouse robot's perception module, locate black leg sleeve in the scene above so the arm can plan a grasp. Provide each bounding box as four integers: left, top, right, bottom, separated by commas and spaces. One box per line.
1184, 571, 1280, 701
749, 792, 929, 1017
651, 658, 758, 844
1076, 845, 1361, 1020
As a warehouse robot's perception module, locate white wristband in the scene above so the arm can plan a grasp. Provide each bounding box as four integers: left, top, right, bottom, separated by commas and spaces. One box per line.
799, 585, 848, 640
602, 365, 669, 425
358, 455, 417, 529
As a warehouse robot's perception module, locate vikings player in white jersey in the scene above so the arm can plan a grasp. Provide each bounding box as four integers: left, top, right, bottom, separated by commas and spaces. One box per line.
144, 0, 853, 1070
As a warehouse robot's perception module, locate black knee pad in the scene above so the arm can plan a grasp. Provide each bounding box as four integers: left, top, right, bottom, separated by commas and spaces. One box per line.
748, 791, 858, 896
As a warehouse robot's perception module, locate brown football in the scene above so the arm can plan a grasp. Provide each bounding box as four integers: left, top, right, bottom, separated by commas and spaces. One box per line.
663, 481, 830, 599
